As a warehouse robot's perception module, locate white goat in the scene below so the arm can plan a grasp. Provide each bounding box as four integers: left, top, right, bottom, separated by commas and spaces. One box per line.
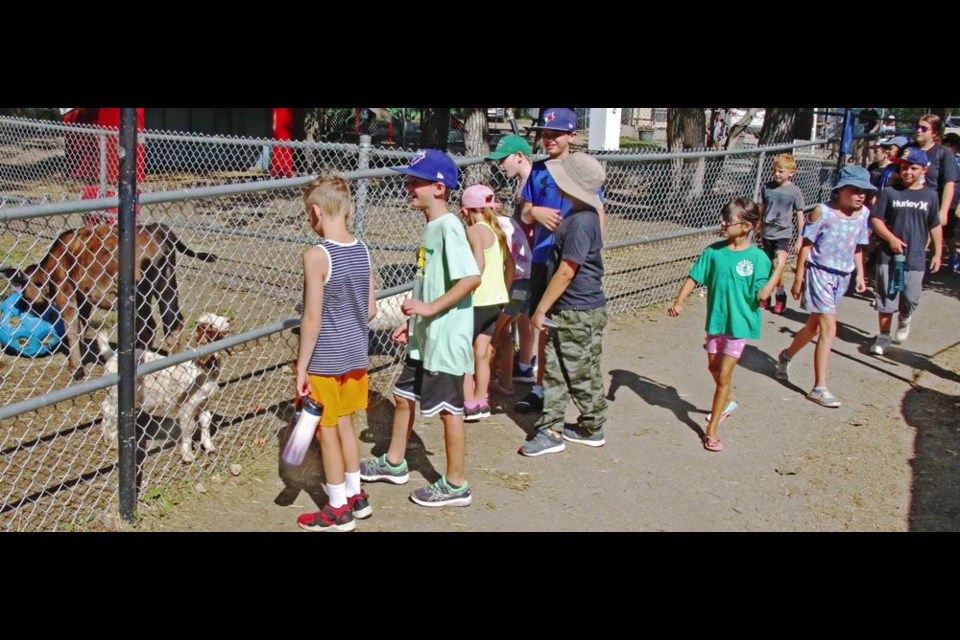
99, 313, 232, 463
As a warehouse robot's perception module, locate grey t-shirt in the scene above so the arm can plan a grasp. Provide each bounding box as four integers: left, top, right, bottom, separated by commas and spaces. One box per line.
871, 185, 941, 272
761, 181, 806, 240
547, 208, 605, 311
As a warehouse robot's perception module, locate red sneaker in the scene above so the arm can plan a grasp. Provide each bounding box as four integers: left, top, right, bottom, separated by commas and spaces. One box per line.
772, 291, 787, 315
759, 297, 770, 310
347, 490, 373, 519
297, 503, 356, 532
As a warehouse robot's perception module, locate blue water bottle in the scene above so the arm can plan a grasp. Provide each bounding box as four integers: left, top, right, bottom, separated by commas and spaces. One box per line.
888, 254, 906, 297
282, 396, 323, 466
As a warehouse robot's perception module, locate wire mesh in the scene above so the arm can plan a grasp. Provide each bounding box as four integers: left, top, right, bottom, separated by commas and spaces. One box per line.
0, 115, 842, 530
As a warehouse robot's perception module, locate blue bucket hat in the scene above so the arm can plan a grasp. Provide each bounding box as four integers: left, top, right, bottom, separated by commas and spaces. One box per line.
529, 108, 577, 132
833, 165, 877, 192
894, 146, 929, 168
391, 149, 458, 189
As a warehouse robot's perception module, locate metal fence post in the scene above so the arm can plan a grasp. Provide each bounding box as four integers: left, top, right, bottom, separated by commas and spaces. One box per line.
99, 131, 108, 196
752, 151, 766, 202
117, 108, 138, 523
355, 134, 371, 241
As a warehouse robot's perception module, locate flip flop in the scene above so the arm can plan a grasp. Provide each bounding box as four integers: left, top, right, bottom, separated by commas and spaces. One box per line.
702, 435, 724, 452
705, 400, 739, 424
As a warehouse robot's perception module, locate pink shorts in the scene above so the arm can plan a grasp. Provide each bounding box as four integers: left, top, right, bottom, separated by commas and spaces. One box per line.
705, 334, 747, 359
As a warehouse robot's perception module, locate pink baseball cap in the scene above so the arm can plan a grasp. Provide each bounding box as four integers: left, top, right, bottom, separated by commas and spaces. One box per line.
461, 184, 501, 210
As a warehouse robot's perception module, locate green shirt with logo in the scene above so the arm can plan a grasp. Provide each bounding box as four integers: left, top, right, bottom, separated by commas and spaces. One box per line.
688, 241, 771, 340
408, 212, 481, 375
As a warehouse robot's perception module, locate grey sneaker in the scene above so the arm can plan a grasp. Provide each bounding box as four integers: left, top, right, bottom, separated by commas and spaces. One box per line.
893, 314, 912, 344
359, 454, 410, 485
774, 349, 792, 381
561, 424, 606, 447
410, 476, 472, 507
519, 429, 565, 457
464, 405, 483, 423
869, 334, 891, 356
807, 387, 841, 408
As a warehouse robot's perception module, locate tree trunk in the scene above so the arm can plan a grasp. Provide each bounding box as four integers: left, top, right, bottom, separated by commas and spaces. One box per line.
666, 109, 708, 221
724, 108, 761, 150
421, 108, 450, 151
463, 108, 490, 185
759, 108, 801, 146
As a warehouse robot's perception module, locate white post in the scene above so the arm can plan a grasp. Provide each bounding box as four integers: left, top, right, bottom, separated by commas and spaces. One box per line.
588, 108, 620, 151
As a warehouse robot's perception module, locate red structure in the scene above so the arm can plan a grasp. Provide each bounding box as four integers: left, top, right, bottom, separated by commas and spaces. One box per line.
270, 108, 295, 178
63, 108, 146, 185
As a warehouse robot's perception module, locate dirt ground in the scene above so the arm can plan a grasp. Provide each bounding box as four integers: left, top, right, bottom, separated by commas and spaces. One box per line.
134, 267, 960, 533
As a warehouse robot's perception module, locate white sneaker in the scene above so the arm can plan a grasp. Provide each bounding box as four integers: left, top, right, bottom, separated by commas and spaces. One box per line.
893, 315, 911, 344
870, 334, 891, 356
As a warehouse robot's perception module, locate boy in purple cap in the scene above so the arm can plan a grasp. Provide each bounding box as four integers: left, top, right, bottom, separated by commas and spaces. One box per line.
868, 146, 943, 356
359, 149, 481, 507
515, 108, 605, 414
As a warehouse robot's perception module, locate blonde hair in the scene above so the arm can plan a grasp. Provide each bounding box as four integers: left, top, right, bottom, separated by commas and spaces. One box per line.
303, 175, 352, 219
772, 153, 797, 172
467, 206, 509, 259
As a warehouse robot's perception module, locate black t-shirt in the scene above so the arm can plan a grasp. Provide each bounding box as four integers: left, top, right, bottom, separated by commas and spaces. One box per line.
870, 185, 941, 271
547, 209, 605, 310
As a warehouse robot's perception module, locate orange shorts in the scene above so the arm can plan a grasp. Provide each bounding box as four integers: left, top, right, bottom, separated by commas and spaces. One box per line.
307, 369, 369, 427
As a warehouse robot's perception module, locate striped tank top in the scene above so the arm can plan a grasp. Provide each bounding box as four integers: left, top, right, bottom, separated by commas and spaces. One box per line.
473, 221, 509, 306
306, 238, 371, 376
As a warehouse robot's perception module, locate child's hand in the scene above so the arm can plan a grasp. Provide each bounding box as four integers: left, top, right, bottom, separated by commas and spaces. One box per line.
533, 207, 561, 231
791, 278, 803, 300
530, 308, 549, 332
391, 323, 409, 344
295, 368, 310, 398
667, 304, 682, 317
855, 276, 867, 293
888, 237, 907, 254
401, 298, 434, 318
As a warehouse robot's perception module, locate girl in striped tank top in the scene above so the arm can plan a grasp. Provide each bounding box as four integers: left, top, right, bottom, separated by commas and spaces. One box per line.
460, 184, 515, 422
294, 176, 378, 532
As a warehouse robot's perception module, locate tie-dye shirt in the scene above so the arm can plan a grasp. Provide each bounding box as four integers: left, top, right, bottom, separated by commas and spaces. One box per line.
804, 203, 871, 275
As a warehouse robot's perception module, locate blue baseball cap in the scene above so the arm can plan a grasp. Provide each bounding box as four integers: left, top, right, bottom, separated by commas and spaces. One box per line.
895, 146, 929, 167
530, 108, 577, 132
391, 149, 458, 189
879, 135, 909, 148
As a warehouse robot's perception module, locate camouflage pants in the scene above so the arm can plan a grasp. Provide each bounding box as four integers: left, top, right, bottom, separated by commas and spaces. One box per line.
534, 307, 608, 435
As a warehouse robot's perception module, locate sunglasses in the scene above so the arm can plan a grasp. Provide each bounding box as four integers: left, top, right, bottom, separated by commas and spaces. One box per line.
915, 125, 931, 133
720, 217, 750, 227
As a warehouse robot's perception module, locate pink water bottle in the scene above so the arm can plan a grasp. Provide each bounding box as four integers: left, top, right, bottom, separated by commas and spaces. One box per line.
282, 396, 322, 466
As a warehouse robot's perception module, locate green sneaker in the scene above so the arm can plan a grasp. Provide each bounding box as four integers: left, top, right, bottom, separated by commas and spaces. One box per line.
359, 454, 410, 485
410, 476, 472, 507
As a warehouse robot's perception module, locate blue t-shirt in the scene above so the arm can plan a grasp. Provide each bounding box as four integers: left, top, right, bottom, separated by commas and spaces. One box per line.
521, 159, 604, 264
803, 203, 871, 275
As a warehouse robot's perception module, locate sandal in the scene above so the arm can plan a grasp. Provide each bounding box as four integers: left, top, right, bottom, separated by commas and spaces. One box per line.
702, 435, 724, 452
705, 400, 739, 424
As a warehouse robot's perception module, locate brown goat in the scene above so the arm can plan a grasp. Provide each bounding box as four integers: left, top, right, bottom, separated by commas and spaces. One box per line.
1, 223, 216, 379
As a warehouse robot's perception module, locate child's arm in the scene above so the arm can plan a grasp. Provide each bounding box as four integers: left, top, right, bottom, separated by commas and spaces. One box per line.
929, 224, 943, 273
597, 202, 606, 237
870, 216, 907, 254
402, 275, 481, 318
793, 207, 806, 254
758, 257, 787, 301
521, 200, 561, 231
854, 246, 867, 292
791, 241, 812, 300
295, 247, 328, 397
667, 277, 698, 317
465, 224, 486, 274
367, 271, 377, 322
531, 259, 577, 330
503, 244, 516, 293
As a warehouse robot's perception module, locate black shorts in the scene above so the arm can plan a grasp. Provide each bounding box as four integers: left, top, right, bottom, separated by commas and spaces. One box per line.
473, 304, 502, 339
393, 358, 465, 417
762, 237, 791, 262
528, 263, 549, 315
944, 209, 957, 240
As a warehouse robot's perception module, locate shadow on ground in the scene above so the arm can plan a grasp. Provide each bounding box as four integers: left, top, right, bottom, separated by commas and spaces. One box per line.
903, 383, 960, 531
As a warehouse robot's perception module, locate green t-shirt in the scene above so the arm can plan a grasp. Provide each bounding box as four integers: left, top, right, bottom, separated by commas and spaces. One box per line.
688, 241, 772, 340
408, 212, 481, 375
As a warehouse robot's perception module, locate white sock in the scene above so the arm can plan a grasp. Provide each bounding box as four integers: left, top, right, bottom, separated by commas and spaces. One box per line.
327, 482, 347, 509
532, 385, 544, 397
776, 286, 785, 294
345, 471, 361, 497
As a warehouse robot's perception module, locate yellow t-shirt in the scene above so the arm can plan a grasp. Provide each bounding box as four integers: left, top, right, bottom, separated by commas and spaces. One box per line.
473, 221, 509, 307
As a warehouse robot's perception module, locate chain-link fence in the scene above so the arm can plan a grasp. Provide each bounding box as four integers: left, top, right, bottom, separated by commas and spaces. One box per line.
0, 115, 842, 530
